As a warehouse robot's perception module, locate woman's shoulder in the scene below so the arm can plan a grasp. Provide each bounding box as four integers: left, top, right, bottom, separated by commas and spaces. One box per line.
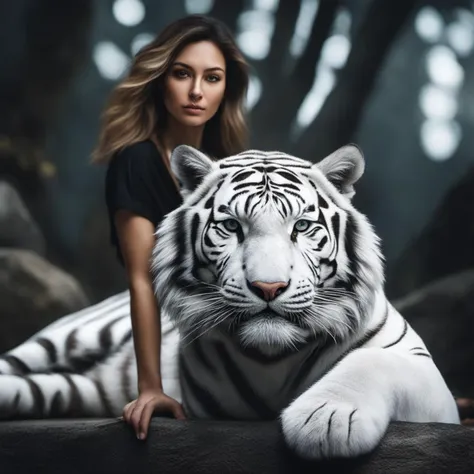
107, 139, 164, 176
113, 139, 161, 164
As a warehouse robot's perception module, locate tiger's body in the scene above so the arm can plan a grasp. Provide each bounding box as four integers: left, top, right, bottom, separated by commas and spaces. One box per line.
0, 145, 459, 459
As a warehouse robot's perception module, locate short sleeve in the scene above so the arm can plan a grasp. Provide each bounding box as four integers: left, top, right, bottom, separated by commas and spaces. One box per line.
104, 140, 182, 265
105, 141, 164, 226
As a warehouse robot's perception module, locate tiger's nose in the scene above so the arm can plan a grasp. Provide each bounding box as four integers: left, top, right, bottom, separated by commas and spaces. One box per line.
249, 281, 289, 301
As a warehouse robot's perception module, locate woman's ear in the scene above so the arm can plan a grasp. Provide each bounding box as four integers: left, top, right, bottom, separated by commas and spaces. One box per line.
170, 145, 216, 195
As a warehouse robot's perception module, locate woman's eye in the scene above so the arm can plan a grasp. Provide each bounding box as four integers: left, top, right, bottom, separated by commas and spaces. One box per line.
174, 69, 189, 78
294, 220, 310, 232
207, 75, 221, 83
223, 219, 240, 232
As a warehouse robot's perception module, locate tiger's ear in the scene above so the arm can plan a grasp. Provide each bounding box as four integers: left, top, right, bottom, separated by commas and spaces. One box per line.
170, 145, 216, 196
313, 144, 365, 200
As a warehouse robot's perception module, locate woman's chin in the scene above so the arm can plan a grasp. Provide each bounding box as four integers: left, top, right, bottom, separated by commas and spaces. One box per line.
177, 113, 211, 128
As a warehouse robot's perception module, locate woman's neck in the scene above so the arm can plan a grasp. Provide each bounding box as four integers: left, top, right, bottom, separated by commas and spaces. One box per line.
158, 118, 204, 162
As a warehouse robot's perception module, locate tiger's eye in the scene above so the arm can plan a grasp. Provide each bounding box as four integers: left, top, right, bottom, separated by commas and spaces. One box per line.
223, 219, 240, 232
294, 220, 310, 232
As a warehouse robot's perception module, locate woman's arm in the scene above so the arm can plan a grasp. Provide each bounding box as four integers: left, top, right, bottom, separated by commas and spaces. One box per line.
115, 210, 185, 439
116, 210, 162, 391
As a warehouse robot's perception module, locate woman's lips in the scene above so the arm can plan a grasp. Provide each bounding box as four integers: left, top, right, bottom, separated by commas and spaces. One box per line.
183, 106, 205, 115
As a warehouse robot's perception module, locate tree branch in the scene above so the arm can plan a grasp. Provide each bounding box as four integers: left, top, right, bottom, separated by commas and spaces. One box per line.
252, 0, 341, 150
295, 0, 418, 160
252, 0, 302, 102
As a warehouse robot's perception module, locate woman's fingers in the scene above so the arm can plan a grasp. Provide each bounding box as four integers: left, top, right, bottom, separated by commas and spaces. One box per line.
130, 401, 146, 438
122, 400, 134, 422
122, 395, 187, 441
169, 399, 186, 420
137, 402, 156, 440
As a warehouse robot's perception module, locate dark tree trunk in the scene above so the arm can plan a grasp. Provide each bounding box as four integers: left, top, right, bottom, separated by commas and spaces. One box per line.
210, 0, 245, 33
0, 0, 93, 268
252, 0, 341, 151
251, 0, 302, 117
295, 0, 419, 161
0, 0, 93, 180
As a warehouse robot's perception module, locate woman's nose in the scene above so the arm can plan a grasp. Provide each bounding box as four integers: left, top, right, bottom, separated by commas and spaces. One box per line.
189, 82, 203, 101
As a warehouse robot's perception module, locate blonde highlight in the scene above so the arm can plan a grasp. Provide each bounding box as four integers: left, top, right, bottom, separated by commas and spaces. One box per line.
92, 15, 249, 164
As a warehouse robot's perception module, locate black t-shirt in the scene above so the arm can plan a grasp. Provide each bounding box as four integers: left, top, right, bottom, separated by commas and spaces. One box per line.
105, 140, 182, 265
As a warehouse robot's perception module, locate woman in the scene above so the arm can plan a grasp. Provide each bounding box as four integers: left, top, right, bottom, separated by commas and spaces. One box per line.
92, 15, 249, 440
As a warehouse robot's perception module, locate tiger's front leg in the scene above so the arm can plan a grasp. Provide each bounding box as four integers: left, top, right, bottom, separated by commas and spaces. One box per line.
281, 347, 459, 460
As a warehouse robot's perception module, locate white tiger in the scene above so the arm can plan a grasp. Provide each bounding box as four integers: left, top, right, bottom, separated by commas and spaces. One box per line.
0, 144, 459, 460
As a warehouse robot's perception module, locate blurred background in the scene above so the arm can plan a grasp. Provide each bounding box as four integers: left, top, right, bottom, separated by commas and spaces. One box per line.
1, 0, 473, 396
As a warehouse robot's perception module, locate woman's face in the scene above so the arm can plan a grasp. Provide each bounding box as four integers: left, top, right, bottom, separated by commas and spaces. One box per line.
163, 40, 227, 128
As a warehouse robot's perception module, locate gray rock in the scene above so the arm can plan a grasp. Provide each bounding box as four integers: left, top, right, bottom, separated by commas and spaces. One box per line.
0, 180, 45, 254
394, 268, 474, 397
0, 248, 89, 352
0, 418, 472, 473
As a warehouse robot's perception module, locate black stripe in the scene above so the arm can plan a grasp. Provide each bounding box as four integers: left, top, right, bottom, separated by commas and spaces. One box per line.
304, 402, 327, 425
121, 351, 135, 403
327, 410, 336, 437
382, 319, 408, 349
94, 379, 115, 416
317, 193, 329, 209
317, 236, 328, 250
278, 182, 301, 191
348, 409, 357, 442
36, 337, 58, 366
10, 392, 21, 419
119, 329, 133, 346
65, 328, 79, 365
302, 303, 389, 390
331, 213, 340, 246
276, 170, 302, 184
99, 316, 127, 353
337, 214, 363, 314
49, 390, 64, 418
231, 170, 254, 182
288, 343, 333, 395
204, 195, 214, 208
215, 342, 276, 420
279, 188, 305, 201
190, 213, 202, 281
343, 304, 389, 355
234, 179, 265, 191
63, 373, 85, 416
412, 352, 432, 358
25, 376, 46, 417
172, 209, 187, 270
179, 354, 231, 419
1, 355, 31, 374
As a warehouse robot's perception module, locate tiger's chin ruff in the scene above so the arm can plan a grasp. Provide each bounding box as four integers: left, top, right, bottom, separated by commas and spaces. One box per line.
237, 315, 310, 356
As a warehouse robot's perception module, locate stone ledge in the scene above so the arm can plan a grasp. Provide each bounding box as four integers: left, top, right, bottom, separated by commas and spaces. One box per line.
0, 418, 473, 473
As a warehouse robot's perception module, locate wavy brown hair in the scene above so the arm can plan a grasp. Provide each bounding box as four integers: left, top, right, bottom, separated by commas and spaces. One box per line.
92, 15, 249, 163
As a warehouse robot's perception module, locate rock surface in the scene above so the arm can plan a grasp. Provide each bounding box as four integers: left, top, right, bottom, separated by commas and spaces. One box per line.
0, 418, 472, 474
0, 248, 89, 352
0, 180, 45, 254
394, 268, 474, 397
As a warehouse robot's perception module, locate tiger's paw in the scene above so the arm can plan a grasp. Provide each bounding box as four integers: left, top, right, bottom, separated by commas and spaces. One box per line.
280, 386, 389, 459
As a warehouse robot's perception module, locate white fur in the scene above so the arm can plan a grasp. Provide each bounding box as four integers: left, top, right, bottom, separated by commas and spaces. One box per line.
0, 145, 459, 462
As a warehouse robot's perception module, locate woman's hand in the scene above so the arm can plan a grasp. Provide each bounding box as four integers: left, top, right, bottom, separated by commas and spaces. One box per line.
456, 397, 474, 426
123, 389, 186, 440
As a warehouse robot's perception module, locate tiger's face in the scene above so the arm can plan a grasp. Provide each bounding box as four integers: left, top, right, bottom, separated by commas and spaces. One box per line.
153, 146, 383, 355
